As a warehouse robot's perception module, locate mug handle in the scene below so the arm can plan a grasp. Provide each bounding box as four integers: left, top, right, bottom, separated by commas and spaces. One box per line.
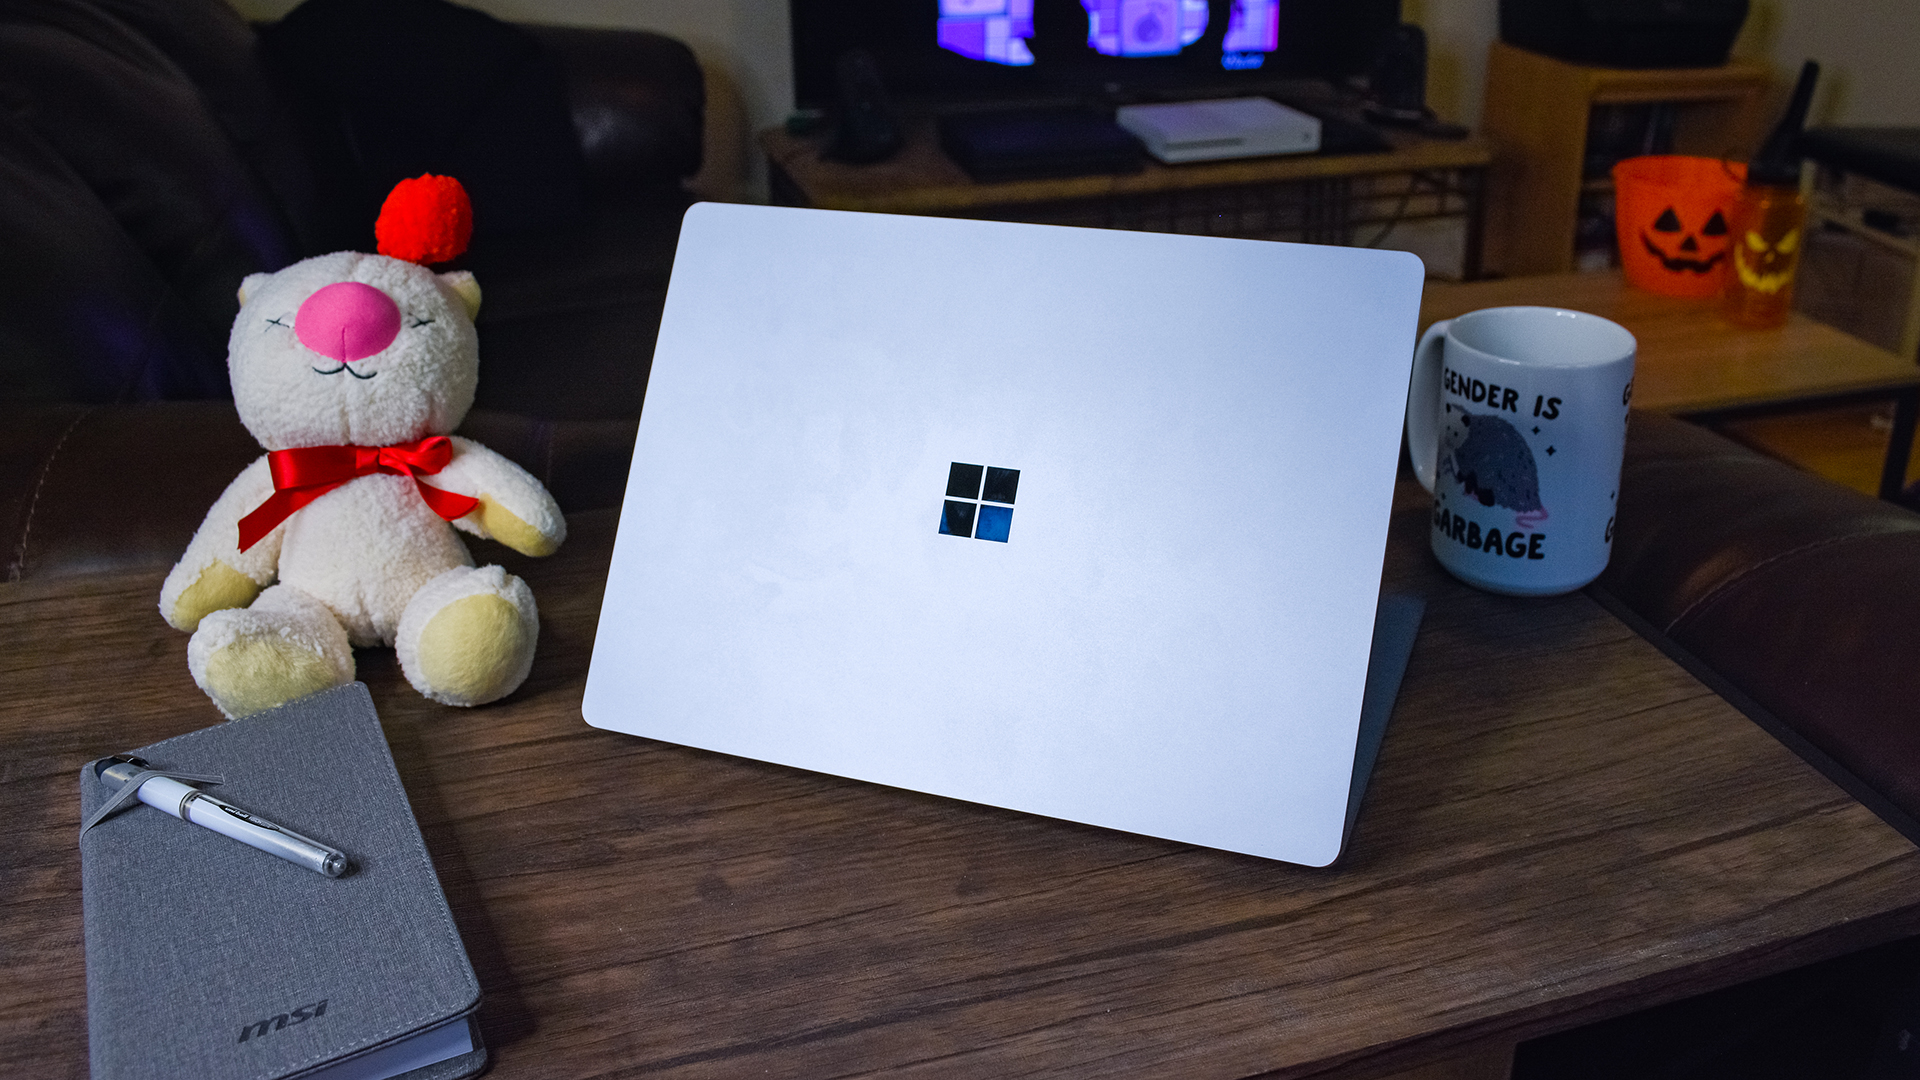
1405, 318, 1451, 493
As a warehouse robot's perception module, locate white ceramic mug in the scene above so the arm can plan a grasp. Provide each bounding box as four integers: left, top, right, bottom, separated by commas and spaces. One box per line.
1406, 306, 1636, 596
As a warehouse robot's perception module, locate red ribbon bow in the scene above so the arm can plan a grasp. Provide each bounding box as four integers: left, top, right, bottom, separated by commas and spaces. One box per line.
236, 436, 480, 552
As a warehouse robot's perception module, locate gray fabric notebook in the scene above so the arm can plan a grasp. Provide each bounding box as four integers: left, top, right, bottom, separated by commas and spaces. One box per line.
78, 683, 484, 1080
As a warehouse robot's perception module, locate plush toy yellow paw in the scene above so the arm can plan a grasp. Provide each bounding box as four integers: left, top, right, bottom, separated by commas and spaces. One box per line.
201, 638, 343, 719
164, 560, 264, 632
187, 585, 354, 719
396, 565, 538, 706
470, 494, 561, 557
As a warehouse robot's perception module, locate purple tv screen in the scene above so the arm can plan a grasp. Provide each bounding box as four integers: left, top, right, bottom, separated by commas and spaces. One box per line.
789, 0, 1402, 112
937, 0, 1279, 70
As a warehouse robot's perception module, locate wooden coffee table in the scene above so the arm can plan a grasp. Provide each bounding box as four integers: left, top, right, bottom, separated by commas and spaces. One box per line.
1422, 271, 1920, 499
8, 490, 1920, 1079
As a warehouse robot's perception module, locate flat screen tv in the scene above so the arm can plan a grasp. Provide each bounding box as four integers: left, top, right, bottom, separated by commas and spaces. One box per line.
792, 0, 1403, 113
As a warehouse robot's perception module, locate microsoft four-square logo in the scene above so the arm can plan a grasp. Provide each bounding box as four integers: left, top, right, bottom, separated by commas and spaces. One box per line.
940, 462, 1019, 542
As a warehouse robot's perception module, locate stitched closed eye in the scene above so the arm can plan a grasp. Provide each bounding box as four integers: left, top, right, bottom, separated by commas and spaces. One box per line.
407, 315, 434, 329
264, 316, 292, 330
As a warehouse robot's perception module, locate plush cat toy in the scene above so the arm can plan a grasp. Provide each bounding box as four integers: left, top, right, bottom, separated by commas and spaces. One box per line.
160, 175, 565, 718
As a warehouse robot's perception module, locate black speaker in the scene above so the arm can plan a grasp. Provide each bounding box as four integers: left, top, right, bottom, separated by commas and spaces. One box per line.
1363, 24, 1467, 138
828, 48, 901, 165
1365, 24, 1428, 127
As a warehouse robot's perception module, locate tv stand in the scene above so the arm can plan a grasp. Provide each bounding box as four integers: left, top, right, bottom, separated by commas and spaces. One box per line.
936, 108, 1144, 184
761, 112, 1491, 278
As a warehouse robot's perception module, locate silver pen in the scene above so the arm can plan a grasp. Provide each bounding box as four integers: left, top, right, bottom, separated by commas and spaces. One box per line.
94, 755, 349, 877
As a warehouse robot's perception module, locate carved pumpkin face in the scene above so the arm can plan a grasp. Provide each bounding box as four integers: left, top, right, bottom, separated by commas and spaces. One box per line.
1734, 227, 1801, 295
1640, 205, 1731, 275
1612, 155, 1745, 299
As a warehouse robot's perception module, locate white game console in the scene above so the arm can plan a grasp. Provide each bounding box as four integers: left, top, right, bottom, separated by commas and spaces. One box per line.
1116, 96, 1321, 164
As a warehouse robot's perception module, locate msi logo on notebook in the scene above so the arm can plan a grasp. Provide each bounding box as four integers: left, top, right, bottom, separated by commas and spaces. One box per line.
939, 462, 1020, 542
238, 999, 328, 1044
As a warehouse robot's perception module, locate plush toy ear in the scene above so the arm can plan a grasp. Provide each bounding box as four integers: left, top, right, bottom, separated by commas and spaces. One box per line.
440, 270, 482, 320
237, 272, 272, 307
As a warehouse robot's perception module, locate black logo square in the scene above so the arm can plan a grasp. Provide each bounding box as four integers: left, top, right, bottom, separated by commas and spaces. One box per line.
939, 500, 977, 538
981, 466, 1020, 505
946, 462, 984, 500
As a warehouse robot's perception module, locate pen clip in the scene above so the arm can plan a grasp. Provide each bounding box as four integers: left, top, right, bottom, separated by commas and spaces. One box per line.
79, 757, 225, 837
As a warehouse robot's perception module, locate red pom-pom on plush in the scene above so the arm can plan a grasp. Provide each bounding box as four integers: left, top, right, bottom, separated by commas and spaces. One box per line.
374, 175, 473, 264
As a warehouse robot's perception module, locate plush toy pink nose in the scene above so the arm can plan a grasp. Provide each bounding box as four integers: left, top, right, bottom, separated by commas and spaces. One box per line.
294, 281, 401, 362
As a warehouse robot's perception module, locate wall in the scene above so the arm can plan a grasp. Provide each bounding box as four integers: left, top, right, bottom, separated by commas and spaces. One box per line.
1735, 0, 1920, 126
1411, 0, 1920, 131
1401, 0, 1497, 135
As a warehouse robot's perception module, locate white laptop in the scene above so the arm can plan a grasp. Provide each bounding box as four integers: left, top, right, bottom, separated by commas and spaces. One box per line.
583, 203, 1426, 867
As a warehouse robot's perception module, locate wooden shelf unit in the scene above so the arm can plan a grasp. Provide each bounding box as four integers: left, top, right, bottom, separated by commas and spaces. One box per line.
1481, 41, 1772, 276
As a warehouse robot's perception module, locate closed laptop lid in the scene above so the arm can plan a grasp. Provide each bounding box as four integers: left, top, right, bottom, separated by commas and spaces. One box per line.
584, 203, 1424, 866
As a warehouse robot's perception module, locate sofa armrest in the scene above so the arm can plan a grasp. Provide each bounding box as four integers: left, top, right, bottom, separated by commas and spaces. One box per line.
1596, 412, 1920, 842
524, 25, 704, 197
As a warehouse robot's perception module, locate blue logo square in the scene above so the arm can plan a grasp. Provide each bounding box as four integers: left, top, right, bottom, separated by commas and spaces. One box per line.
974, 504, 1013, 543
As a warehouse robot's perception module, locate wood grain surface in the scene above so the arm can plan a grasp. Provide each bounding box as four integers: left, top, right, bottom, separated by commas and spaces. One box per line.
6, 492, 1920, 1079
1421, 272, 1920, 416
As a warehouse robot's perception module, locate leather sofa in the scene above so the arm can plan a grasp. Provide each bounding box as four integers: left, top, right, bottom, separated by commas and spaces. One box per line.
2, 0, 689, 593
1595, 413, 1920, 846
2, 0, 701, 422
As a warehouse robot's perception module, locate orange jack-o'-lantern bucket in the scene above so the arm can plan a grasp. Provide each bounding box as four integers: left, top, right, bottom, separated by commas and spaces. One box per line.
1612, 156, 1747, 299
